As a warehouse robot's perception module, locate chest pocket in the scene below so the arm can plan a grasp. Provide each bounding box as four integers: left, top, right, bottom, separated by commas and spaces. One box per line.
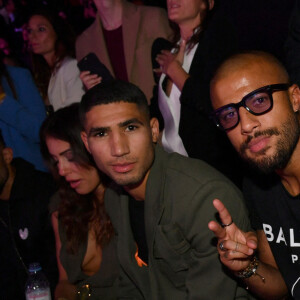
153, 223, 193, 287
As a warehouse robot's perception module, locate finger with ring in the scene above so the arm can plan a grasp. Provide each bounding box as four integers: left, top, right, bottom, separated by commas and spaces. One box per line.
235, 242, 239, 251
219, 241, 227, 251
221, 219, 233, 228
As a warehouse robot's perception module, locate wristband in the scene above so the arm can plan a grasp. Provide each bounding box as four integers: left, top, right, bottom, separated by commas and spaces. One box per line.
236, 255, 265, 283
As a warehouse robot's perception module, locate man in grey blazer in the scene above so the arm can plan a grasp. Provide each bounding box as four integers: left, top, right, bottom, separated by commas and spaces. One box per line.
80, 80, 254, 299
76, 0, 172, 102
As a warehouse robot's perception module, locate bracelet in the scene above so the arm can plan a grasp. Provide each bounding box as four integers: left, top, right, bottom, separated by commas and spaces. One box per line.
0, 92, 6, 102
236, 255, 265, 283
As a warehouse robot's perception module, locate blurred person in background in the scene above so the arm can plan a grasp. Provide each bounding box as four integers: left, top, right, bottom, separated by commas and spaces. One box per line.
0, 0, 16, 25
82, 0, 97, 20
0, 32, 30, 67
76, 0, 172, 102
0, 49, 47, 171
0, 129, 58, 300
0, 35, 18, 66
28, 8, 85, 113
151, 0, 242, 186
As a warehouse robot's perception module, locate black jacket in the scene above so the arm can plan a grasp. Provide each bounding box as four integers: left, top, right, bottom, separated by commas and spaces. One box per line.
0, 158, 58, 299
150, 14, 243, 187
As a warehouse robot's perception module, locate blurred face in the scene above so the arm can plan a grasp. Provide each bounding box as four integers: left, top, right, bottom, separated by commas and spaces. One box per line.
0, 149, 8, 193
46, 137, 101, 195
0, 38, 10, 55
167, 0, 213, 27
211, 60, 300, 173
5, 0, 15, 13
22, 23, 29, 42
82, 102, 159, 188
27, 15, 57, 60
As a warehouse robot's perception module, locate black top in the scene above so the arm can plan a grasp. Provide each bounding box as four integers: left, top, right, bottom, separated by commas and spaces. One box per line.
129, 196, 148, 264
150, 13, 243, 188
244, 172, 300, 299
0, 158, 58, 299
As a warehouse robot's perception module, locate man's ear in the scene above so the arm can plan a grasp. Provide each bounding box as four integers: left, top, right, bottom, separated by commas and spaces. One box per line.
2, 147, 13, 165
288, 84, 300, 112
81, 131, 91, 153
150, 118, 160, 143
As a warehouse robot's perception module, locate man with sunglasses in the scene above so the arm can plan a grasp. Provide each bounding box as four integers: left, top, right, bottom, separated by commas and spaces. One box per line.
208, 51, 300, 299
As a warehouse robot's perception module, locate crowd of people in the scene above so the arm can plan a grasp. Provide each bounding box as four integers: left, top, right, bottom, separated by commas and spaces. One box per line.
1, 0, 300, 299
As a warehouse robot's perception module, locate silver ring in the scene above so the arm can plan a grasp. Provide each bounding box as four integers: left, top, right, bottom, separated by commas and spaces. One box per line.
219, 241, 226, 251
221, 219, 233, 228
235, 242, 239, 251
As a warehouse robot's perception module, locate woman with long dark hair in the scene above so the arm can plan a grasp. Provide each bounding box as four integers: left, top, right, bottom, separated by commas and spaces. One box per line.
28, 8, 84, 112
40, 103, 118, 300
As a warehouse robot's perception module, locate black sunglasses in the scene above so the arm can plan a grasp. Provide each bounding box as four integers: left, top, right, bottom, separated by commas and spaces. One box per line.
210, 84, 290, 131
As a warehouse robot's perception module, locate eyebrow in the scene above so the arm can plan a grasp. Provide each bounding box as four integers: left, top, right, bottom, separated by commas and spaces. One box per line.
59, 148, 72, 156
120, 118, 144, 127
88, 118, 145, 137
49, 148, 71, 160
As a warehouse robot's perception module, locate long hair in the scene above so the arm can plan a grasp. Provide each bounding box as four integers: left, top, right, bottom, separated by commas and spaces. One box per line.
0, 51, 18, 99
170, 0, 215, 52
40, 103, 113, 254
29, 8, 76, 101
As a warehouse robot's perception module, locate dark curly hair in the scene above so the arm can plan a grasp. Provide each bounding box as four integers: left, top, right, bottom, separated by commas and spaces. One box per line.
28, 8, 76, 102
40, 103, 113, 254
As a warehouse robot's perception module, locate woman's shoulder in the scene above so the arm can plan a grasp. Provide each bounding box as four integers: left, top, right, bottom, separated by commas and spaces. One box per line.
58, 57, 80, 74
60, 56, 78, 67
5, 65, 32, 78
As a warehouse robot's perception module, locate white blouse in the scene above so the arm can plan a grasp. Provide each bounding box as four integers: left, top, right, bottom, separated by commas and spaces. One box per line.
48, 56, 85, 111
158, 42, 198, 156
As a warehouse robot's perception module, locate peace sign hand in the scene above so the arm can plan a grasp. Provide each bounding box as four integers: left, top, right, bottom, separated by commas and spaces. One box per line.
208, 199, 257, 272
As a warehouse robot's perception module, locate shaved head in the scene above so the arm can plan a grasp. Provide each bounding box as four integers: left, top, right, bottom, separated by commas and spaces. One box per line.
209, 51, 300, 174
210, 51, 290, 95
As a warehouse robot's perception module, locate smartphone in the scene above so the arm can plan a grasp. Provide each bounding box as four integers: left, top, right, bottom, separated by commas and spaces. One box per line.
77, 52, 114, 83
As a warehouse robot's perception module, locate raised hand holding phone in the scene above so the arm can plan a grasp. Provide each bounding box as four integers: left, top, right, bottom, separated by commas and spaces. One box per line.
77, 52, 114, 90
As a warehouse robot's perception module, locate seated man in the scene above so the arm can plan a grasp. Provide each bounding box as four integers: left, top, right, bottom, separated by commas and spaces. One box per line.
80, 80, 254, 299
209, 51, 300, 299
0, 131, 58, 299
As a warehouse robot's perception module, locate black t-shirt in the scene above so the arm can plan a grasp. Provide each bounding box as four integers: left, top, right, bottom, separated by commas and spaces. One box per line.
244, 172, 300, 299
128, 197, 148, 264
